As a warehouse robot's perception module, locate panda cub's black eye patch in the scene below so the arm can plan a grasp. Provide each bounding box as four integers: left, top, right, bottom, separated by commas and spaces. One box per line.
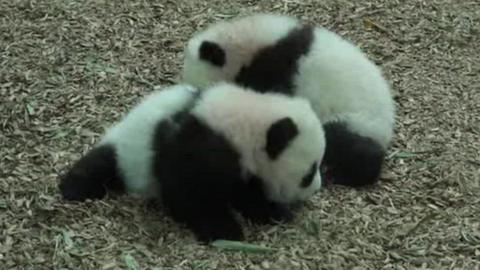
300, 162, 317, 188
199, 41, 226, 67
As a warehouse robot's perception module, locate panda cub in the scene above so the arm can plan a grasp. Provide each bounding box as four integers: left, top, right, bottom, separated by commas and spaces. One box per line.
59, 82, 325, 242
183, 13, 396, 187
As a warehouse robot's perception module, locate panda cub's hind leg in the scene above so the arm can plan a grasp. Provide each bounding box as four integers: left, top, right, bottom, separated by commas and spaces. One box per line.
322, 122, 385, 187
59, 144, 124, 201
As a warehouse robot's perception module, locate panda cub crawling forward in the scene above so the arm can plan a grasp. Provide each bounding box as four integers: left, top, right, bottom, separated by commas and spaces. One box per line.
183, 13, 396, 187
59, 82, 324, 242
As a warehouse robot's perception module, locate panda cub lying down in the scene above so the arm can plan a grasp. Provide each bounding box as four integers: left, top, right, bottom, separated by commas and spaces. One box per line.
59, 82, 325, 243
183, 13, 396, 187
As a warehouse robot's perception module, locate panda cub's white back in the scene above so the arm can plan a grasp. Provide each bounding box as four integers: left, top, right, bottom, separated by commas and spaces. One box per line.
294, 27, 394, 148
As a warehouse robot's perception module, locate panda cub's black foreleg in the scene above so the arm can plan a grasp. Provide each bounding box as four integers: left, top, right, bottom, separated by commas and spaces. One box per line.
160, 173, 244, 243
231, 176, 294, 224
59, 144, 124, 201
156, 116, 246, 243
180, 202, 244, 243
322, 122, 385, 187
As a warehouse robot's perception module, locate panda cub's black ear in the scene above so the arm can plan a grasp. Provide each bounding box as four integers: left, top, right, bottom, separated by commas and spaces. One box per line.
266, 117, 299, 159
199, 41, 226, 67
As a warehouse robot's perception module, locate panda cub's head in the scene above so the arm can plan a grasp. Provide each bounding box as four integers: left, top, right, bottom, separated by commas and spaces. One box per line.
257, 115, 323, 203
182, 13, 299, 88
194, 83, 324, 204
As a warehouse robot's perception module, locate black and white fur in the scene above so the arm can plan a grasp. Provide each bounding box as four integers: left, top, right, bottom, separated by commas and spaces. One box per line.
182, 13, 396, 187
59, 83, 325, 242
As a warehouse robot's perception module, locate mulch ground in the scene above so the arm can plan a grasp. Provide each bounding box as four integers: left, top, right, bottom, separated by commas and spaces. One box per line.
1, 0, 479, 269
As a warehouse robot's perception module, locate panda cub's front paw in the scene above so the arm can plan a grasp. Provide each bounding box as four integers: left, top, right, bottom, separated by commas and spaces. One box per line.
268, 203, 294, 223
193, 219, 244, 243
240, 202, 294, 225
59, 173, 107, 202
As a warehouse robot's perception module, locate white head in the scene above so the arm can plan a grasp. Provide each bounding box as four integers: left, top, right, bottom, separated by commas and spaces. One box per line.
256, 115, 324, 204
193, 83, 325, 204
182, 13, 299, 88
